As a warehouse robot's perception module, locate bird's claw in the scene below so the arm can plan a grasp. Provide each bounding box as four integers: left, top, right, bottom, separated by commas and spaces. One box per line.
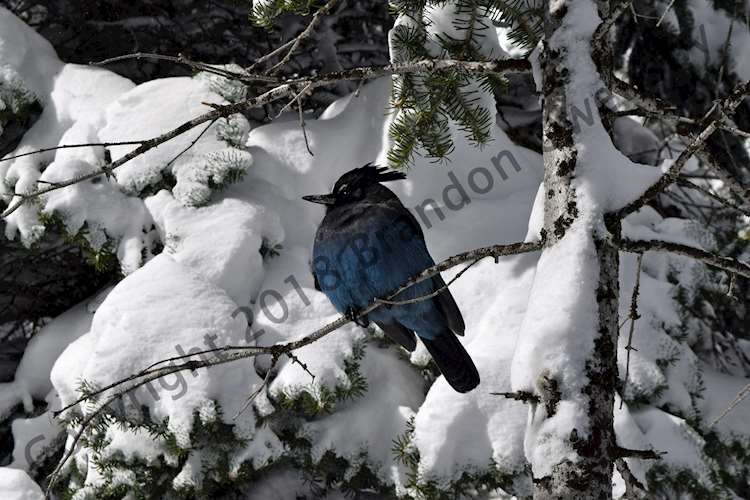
345, 306, 369, 328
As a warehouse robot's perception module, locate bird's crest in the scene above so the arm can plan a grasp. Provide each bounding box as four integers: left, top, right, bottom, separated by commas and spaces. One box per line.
333, 163, 406, 193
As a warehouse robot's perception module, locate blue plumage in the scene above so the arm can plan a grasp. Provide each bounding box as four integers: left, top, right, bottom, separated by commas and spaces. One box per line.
304, 164, 479, 393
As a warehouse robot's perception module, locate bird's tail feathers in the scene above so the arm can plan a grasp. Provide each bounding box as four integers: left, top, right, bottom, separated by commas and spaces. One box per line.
422, 332, 479, 393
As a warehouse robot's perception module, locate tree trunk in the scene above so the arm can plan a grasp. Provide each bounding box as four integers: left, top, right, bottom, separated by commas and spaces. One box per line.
514, 0, 620, 497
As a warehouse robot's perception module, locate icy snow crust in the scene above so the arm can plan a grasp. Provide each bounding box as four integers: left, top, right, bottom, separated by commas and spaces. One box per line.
1, 4, 749, 498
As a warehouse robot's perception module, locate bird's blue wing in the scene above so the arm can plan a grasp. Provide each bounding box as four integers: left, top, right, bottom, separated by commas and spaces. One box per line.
313, 204, 451, 339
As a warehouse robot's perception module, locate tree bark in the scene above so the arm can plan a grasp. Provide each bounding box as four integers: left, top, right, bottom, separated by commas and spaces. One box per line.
527, 0, 619, 497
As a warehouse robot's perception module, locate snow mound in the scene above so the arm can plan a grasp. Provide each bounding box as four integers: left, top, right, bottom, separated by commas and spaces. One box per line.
0, 468, 44, 500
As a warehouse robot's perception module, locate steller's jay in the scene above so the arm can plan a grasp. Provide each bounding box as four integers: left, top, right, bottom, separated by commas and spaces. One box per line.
303, 164, 479, 393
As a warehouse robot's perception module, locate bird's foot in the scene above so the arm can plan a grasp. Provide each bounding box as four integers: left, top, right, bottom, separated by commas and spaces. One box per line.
345, 306, 369, 328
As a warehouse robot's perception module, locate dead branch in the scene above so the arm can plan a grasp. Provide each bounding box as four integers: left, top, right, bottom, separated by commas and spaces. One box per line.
620, 253, 643, 409
615, 458, 648, 499
268, 0, 342, 74
711, 382, 750, 427
614, 108, 750, 140
491, 391, 541, 404
613, 446, 665, 460
375, 258, 481, 306
613, 80, 750, 221
1, 141, 144, 163
616, 238, 750, 278
93, 52, 278, 83
676, 177, 750, 217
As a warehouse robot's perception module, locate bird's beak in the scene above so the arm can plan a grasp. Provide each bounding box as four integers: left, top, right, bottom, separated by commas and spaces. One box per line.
302, 193, 336, 205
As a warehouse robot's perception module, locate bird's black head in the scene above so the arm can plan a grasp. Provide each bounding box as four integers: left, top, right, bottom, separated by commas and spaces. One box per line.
302, 163, 406, 207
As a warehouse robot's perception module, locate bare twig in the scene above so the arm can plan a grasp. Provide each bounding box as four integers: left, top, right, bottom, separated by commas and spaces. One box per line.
676, 177, 750, 217
1, 141, 144, 163
615, 458, 648, 499
165, 118, 218, 168
711, 382, 750, 427
47, 362, 193, 495
274, 83, 313, 118
94, 52, 278, 83
298, 96, 314, 157
491, 391, 541, 404
655, 0, 676, 27
693, 146, 750, 207
614, 108, 750, 140
610, 76, 677, 114
614, 446, 665, 460
268, 0, 341, 74
616, 238, 750, 278
375, 258, 481, 306
286, 351, 316, 381
232, 354, 279, 420
620, 253, 643, 409
614, 80, 750, 221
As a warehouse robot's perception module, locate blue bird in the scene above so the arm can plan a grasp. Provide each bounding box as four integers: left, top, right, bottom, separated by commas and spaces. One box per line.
303, 164, 479, 393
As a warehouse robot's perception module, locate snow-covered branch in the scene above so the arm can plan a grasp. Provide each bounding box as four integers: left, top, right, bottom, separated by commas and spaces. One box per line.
46, 238, 543, 490
1, 57, 530, 218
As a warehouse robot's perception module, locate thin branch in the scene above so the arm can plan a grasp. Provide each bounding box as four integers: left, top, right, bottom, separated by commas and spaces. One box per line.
286, 351, 316, 381
94, 52, 279, 83
676, 177, 750, 217
614, 108, 750, 140
232, 354, 279, 420
47, 362, 192, 494
1, 141, 144, 163
274, 82, 313, 118
616, 238, 750, 278
620, 253, 643, 409
165, 118, 217, 168
268, 0, 342, 74
491, 391, 541, 404
613, 446, 665, 460
655, 0, 676, 27
694, 146, 750, 207
376, 258, 480, 306
615, 458, 648, 499
613, 80, 750, 220
711, 382, 750, 427
298, 96, 314, 157
610, 76, 677, 114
